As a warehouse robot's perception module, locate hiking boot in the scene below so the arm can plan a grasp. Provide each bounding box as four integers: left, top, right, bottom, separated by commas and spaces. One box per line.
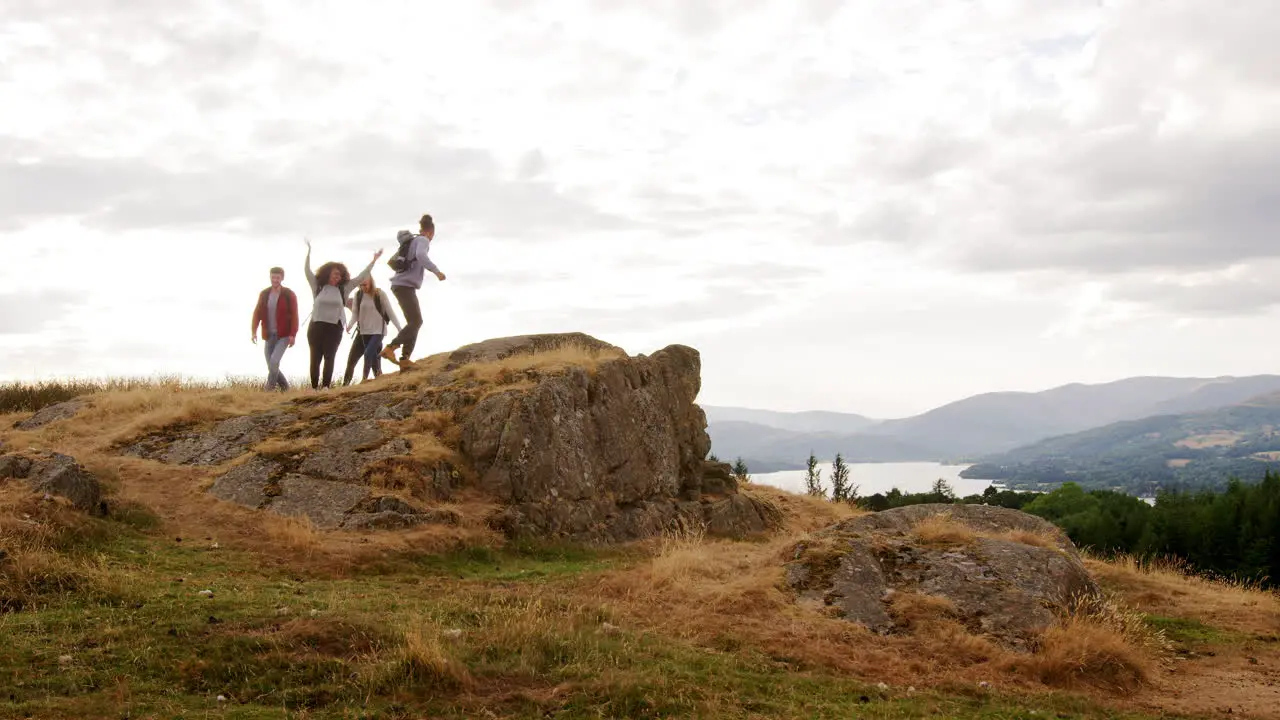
398, 356, 415, 369
379, 347, 399, 364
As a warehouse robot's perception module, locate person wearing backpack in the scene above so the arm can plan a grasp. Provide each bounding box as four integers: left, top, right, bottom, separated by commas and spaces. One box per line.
380, 214, 445, 369
342, 275, 403, 384
250, 266, 299, 392
303, 238, 383, 389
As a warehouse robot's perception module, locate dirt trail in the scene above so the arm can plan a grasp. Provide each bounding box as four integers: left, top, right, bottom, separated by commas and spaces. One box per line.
1132, 643, 1280, 718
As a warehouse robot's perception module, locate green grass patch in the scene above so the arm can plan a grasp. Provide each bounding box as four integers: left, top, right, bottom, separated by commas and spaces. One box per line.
1142, 614, 1244, 647
0, 527, 1180, 719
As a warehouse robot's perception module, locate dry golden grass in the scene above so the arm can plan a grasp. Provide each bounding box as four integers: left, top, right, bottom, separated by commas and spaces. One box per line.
1086, 553, 1280, 636
999, 528, 1061, 549
912, 514, 979, 546
742, 482, 860, 532
264, 513, 323, 557
1011, 593, 1166, 694
911, 513, 1062, 551
887, 591, 960, 630
456, 344, 627, 384
385, 622, 475, 692
252, 435, 319, 455
592, 487, 1174, 698
6, 384, 289, 460
0, 489, 126, 611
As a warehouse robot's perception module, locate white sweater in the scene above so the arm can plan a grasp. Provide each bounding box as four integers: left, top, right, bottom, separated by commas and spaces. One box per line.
346, 289, 403, 336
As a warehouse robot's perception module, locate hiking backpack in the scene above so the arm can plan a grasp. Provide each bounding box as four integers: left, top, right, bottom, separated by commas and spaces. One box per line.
355, 289, 391, 326
387, 231, 416, 272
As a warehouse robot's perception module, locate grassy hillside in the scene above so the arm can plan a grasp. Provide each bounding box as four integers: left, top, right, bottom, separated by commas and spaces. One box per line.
962, 398, 1280, 493
3, 366, 1279, 718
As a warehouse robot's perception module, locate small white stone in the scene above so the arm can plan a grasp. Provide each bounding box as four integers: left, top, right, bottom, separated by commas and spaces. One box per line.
441, 628, 463, 639
600, 622, 621, 635
876, 682, 889, 691
979, 681, 991, 689
198, 589, 214, 597
57, 655, 72, 665
216, 694, 227, 703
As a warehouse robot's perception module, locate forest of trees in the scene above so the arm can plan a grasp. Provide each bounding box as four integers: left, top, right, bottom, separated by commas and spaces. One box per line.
732, 453, 1279, 587
854, 473, 1280, 588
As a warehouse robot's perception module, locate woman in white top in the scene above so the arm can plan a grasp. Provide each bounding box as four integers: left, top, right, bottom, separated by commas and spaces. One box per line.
343, 276, 403, 384
303, 239, 382, 389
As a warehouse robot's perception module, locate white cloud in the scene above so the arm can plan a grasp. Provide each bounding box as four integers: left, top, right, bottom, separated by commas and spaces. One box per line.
2, 0, 1280, 416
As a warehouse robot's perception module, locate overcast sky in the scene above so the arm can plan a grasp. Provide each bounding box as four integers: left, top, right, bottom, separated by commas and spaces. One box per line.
3, 0, 1279, 418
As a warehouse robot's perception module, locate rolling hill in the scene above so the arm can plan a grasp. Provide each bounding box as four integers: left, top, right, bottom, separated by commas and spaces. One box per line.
960, 391, 1280, 493
708, 375, 1280, 473
700, 405, 879, 434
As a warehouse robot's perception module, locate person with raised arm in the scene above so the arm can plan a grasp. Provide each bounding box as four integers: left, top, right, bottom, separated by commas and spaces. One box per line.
303, 238, 383, 390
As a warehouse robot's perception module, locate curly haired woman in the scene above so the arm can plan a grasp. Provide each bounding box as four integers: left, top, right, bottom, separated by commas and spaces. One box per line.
303, 238, 382, 389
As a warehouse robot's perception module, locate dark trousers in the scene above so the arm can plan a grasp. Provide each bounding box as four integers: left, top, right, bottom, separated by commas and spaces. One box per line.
343, 333, 365, 386
387, 285, 423, 359
343, 333, 385, 384
307, 321, 343, 389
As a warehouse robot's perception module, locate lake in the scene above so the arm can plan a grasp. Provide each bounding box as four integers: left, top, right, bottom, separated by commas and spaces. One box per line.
750, 461, 997, 498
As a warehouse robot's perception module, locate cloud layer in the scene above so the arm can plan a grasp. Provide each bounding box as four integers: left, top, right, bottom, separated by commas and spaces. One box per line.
3, 0, 1280, 416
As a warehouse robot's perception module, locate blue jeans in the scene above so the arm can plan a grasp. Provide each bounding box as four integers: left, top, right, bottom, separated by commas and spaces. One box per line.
361, 334, 384, 380
263, 333, 290, 391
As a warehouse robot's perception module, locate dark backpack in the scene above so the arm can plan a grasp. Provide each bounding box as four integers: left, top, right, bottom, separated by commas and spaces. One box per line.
355, 289, 391, 326
387, 232, 416, 272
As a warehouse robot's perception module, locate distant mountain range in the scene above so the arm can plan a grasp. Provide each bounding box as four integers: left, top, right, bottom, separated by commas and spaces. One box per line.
705, 375, 1280, 473
960, 391, 1280, 493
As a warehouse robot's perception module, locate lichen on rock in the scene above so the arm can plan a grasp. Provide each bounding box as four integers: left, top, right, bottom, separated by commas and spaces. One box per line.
785, 503, 1100, 649
112, 332, 781, 541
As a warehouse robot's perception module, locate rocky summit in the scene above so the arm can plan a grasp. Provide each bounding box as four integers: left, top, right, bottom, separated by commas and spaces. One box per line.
785, 503, 1100, 649
101, 333, 780, 541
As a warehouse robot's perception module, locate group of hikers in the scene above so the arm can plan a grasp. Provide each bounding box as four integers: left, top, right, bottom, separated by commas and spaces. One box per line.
249, 213, 447, 390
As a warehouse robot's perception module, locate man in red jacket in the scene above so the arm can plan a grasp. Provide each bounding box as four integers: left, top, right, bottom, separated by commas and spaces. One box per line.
251, 266, 300, 391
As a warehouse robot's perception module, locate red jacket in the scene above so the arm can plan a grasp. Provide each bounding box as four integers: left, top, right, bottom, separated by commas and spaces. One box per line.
252, 287, 299, 340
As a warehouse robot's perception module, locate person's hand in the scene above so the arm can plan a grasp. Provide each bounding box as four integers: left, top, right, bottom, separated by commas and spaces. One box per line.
434, 270, 446, 281
373, 248, 384, 260
304, 237, 311, 251
287, 335, 296, 347
251, 334, 257, 344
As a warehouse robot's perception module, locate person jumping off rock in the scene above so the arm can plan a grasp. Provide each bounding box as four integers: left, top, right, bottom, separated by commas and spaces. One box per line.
250, 266, 299, 392
304, 238, 382, 389
381, 214, 445, 369
342, 275, 403, 385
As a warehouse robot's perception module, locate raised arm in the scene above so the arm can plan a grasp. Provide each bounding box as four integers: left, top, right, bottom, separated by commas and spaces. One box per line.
344, 249, 384, 298
303, 239, 318, 295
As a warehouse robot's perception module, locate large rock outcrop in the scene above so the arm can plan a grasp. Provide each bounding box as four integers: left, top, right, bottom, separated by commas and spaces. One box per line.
117, 333, 780, 541
0, 452, 104, 514
13, 400, 85, 430
785, 504, 1099, 649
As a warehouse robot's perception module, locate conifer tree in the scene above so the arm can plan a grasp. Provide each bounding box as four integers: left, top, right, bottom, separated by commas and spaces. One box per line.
804, 451, 825, 497
830, 453, 850, 502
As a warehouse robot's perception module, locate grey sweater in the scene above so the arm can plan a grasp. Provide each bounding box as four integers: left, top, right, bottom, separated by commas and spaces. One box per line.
390, 234, 441, 290
304, 253, 375, 326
